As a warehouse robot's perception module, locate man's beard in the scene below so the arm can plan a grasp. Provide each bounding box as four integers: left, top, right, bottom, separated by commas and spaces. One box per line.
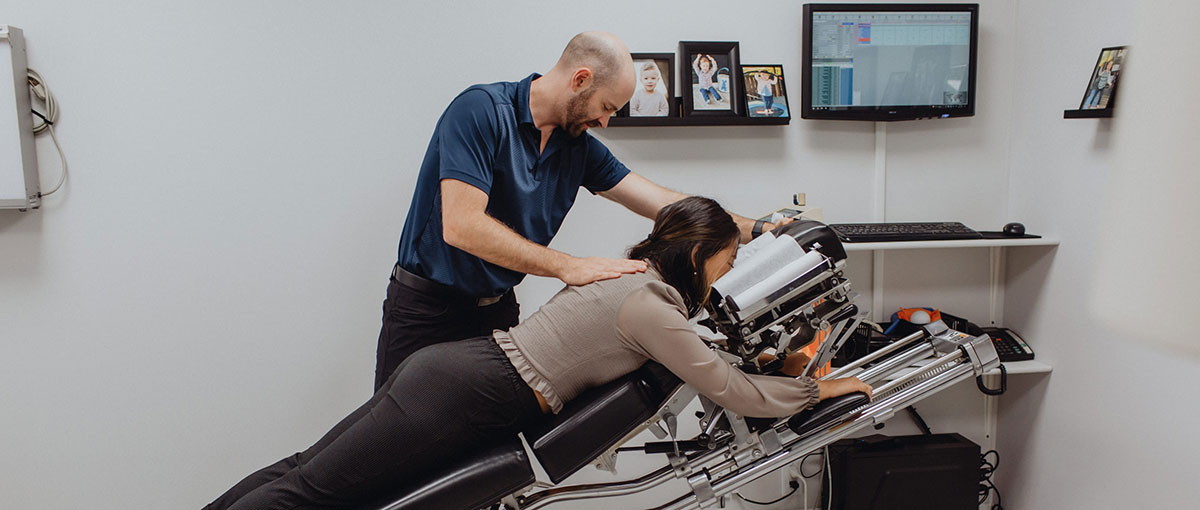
564, 90, 595, 137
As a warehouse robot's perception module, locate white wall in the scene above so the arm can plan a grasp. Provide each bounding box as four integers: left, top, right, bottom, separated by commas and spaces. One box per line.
4, 1, 1181, 509
1000, 0, 1200, 508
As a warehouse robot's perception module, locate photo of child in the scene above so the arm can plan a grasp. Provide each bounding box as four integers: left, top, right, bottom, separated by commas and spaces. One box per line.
691, 53, 731, 111
630, 60, 670, 117
743, 65, 789, 118
1081, 47, 1128, 110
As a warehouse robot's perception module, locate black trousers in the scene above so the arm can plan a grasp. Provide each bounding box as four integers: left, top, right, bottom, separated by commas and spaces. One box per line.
374, 266, 520, 391
204, 336, 544, 510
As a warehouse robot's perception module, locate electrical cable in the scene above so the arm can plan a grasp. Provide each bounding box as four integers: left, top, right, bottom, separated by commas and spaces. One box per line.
734, 482, 798, 506
27, 68, 69, 197
905, 405, 933, 435
798, 449, 825, 478
794, 466, 809, 510
27, 69, 55, 134
825, 445, 833, 510
978, 449, 1004, 510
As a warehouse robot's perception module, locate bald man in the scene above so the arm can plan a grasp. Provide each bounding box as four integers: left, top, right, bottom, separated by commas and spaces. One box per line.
376, 32, 780, 389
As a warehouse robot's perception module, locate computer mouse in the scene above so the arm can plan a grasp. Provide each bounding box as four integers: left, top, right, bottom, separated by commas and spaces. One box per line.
1002, 222, 1026, 237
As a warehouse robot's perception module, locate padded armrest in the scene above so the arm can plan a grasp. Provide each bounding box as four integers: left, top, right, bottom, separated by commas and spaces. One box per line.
523, 362, 681, 484
787, 392, 870, 438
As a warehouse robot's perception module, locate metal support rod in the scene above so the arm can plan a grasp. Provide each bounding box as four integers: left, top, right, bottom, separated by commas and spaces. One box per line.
518, 464, 676, 509
854, 344, 936, 386
824, 330, 925, 380
868, 349, 964, 400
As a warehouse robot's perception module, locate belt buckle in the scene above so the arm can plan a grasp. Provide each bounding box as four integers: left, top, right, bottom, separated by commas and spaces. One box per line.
476, 295, 502, 307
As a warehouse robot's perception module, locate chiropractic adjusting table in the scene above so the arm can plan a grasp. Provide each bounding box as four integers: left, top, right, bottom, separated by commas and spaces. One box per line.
372, 220, 1006, 510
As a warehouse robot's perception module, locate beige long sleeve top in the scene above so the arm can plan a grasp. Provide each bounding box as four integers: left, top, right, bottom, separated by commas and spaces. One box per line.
493, 269, 819, 417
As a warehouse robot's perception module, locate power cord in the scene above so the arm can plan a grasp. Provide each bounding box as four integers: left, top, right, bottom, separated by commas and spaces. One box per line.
798, 449, 825, 478
793, 447, 835, 509
825, 445, 833, 510
978, 449, 1004, 510
734, 480, 798, 506
27, 68, 69, 198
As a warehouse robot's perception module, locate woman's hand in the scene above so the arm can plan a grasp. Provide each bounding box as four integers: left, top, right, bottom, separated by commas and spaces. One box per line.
816, 377, 873, 401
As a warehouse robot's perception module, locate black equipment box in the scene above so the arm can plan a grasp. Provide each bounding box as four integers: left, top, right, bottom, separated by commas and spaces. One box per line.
824, 433, 980, 510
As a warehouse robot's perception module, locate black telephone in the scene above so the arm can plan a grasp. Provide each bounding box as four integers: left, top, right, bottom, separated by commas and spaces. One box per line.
981, 327, 1035, 362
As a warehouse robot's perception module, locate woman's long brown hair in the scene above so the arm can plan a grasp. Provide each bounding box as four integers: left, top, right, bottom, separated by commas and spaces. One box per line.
627, 196, 739, 316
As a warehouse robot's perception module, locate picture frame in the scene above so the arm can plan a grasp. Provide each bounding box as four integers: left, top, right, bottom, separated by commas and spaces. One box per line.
679, 41, 742, 117
1079, 46, 1128, 111
741, 65, 789, 118
622, 52, 677, 118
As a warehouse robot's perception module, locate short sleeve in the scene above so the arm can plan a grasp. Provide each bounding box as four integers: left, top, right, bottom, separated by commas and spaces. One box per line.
437, 89, 499, 194
581, 136, 631, 194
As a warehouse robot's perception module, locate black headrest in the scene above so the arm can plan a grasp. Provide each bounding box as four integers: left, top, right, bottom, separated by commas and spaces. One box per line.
772, 220, 847, 262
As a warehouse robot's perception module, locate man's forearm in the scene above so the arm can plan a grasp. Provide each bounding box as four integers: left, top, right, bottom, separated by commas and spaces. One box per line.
600, 173, 689, 220
732, 212, 762, 243
599, 171, 780, 243
444, 212, 571, 279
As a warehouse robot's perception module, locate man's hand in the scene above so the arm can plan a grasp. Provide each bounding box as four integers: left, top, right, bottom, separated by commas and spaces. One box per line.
816, 377, 873, 401
761, 215, 796, 236
773, 216, 796, 229
556, 257, 647, 286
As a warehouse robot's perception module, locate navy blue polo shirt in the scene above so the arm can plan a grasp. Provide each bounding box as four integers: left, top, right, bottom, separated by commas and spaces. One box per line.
396, 74, 631, 297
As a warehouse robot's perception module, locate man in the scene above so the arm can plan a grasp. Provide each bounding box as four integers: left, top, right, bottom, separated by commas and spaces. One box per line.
376, 31, 784, 390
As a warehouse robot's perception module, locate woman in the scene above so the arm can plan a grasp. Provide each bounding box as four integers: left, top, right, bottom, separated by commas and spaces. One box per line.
206, 197, 871, 509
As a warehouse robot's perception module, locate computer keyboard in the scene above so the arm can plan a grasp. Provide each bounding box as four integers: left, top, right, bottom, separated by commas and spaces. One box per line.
828, 222, 983, 243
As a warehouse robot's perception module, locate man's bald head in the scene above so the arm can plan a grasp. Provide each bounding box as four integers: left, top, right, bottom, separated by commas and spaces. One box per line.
554, 31, 634, 89
530, 32, 635, 136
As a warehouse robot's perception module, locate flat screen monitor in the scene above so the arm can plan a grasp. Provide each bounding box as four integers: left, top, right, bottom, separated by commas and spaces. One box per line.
802, 3, 979, 121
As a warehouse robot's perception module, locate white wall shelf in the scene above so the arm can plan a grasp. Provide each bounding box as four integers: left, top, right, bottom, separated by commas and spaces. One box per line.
844, 237, 1059, 252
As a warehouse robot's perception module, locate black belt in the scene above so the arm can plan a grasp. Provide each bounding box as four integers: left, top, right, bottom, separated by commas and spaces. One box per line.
391, 264, 505, 307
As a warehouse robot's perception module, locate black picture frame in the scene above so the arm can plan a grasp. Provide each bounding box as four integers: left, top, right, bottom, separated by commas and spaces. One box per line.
742, 65, 790, 118
619, 52, 677, 118
1078, 46, 1128, 111
679, 41, 742, 117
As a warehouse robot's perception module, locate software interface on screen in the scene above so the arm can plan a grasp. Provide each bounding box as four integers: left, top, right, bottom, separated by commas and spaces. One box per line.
810, 11, 972, 109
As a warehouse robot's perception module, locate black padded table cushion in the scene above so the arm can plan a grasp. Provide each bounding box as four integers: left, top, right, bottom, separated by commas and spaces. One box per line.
371, 436, 534, 510
787, 391, 870, 438
523, 362, 682, 484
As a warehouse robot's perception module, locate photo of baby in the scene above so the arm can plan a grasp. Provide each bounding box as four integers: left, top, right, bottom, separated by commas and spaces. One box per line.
691, 53, 732, 111
742, 65, 789, 118
630, 59, 671, 117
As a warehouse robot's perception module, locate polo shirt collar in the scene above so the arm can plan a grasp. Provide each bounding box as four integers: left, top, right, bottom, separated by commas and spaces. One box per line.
516, 73, 540, 127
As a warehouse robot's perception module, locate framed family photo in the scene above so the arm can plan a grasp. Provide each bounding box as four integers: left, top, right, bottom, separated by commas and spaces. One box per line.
1079, 46, 1128, 111
742, 65, 789, 118
679, 41, 742, 117
625, 52, 676, 118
